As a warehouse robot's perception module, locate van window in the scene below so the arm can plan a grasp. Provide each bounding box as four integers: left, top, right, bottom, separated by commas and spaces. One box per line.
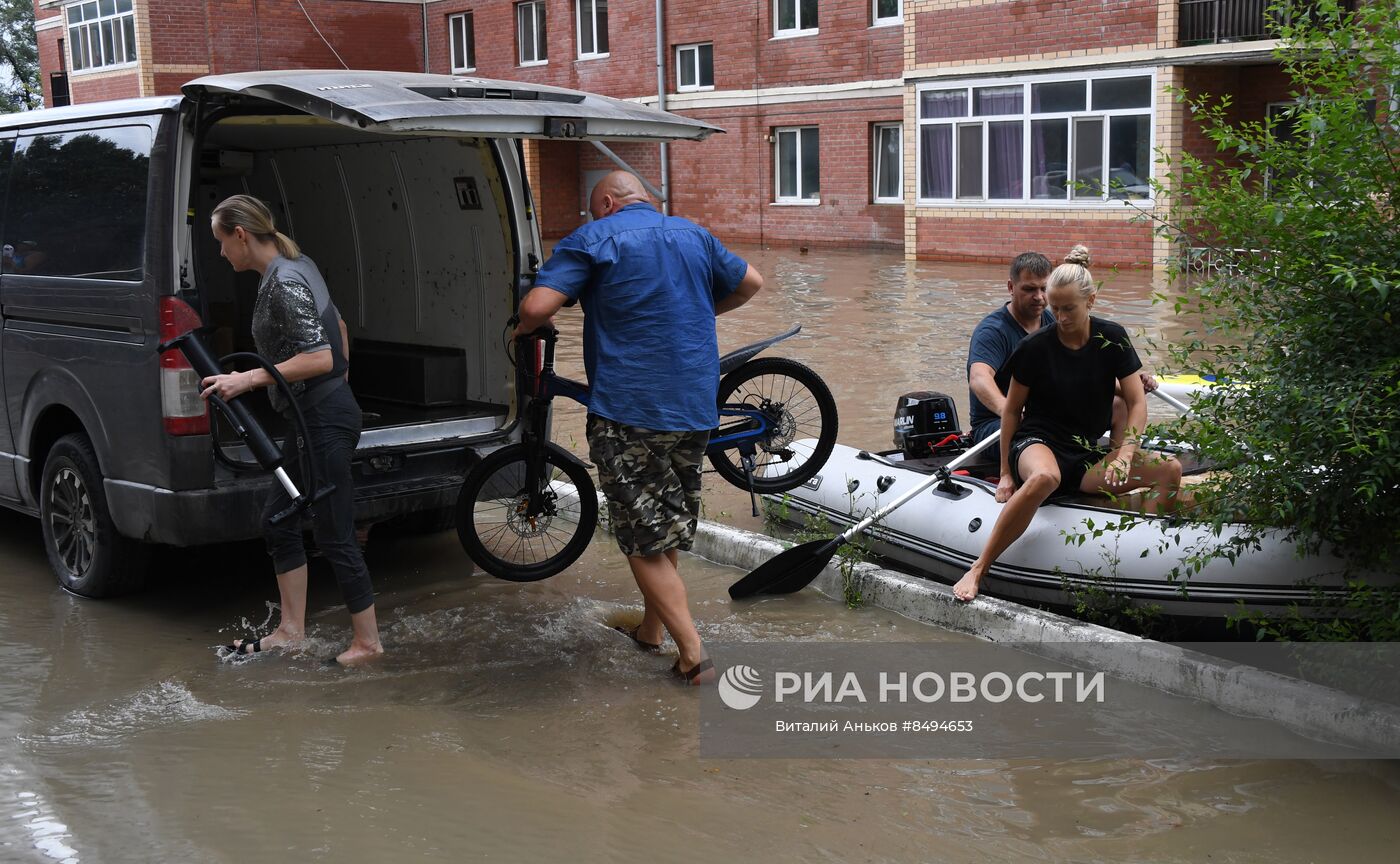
0, 138, 13, 271
7, 125, 152, 280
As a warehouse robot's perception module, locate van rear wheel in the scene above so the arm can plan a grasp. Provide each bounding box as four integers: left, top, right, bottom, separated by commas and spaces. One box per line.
40, 433, 147, 597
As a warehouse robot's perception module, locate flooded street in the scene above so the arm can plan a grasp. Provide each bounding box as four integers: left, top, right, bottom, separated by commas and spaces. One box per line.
3, 247, 1399, 862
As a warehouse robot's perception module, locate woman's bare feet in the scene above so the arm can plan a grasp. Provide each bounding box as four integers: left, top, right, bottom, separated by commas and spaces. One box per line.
229, 625, 304, 655
333, 640, 384, 667
952, 569, 983, 602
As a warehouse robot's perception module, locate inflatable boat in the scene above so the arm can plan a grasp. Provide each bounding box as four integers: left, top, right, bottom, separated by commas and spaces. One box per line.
763, 439, 1380, 618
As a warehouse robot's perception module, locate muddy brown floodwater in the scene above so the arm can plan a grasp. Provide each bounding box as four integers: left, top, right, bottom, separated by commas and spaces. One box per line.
2, 246, 1397, 863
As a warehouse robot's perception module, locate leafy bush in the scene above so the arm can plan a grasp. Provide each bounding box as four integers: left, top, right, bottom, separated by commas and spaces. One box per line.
1154, 1, 1399, 638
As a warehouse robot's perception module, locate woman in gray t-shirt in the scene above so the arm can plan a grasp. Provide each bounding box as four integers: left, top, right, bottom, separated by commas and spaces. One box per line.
201, 195, 382, 666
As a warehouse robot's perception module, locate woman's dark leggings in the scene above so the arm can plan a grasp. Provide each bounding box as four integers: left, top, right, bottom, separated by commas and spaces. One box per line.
262, 382, 375, 614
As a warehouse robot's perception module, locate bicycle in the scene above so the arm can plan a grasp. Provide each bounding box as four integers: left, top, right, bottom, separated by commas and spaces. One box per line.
455, 323, 838, 582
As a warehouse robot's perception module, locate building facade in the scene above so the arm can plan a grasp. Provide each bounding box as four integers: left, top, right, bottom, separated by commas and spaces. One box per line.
32, 1, 1316, 267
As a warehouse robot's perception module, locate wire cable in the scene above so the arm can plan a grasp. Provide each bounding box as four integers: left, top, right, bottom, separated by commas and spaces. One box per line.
296, 0, 349, 70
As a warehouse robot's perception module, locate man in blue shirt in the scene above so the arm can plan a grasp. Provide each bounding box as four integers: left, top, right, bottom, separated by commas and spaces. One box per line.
516, 171, 763, 685
967, 253, 1056, 454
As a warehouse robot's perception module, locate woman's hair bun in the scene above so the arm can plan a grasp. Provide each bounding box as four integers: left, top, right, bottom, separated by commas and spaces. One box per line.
1063, 245, 1091, 267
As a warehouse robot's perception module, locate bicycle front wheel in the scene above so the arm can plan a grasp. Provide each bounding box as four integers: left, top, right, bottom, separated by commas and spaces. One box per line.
455, 442, 599, 582
709, 356, 838, 493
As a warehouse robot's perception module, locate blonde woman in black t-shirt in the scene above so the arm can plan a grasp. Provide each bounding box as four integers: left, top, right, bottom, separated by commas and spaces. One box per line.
952, 246, 1183, 602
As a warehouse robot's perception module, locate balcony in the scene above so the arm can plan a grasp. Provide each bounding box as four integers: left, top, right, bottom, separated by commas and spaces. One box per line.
1179, 0, 1357, 46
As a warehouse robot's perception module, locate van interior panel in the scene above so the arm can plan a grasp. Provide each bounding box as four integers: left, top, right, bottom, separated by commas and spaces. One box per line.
193, 116, 515, 438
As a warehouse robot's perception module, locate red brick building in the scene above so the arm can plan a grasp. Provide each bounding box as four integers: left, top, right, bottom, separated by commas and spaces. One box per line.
31, 1, 1315, 267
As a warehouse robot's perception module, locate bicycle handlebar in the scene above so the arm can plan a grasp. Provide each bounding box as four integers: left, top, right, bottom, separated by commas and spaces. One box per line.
506, 315, 557, 342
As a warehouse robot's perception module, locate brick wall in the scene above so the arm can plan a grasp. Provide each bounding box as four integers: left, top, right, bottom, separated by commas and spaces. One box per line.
425, 1, 902, 95
913, 0, 1160, 67
534, 140, 583, 234
422, 2, 905, 247
66, 71, 142, 103
152, 0, 423, 80
915, 211, 1154, 266
1179, 64, 1294, 168
702, 97, 906, 248
37, 0, 426, 106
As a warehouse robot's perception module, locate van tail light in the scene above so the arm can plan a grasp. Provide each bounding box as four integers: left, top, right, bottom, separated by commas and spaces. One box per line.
158, 296, 210, 436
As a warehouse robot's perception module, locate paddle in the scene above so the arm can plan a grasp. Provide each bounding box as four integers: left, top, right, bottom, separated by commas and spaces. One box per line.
1151, 387, 1194, 417
728, 432, 1000, 599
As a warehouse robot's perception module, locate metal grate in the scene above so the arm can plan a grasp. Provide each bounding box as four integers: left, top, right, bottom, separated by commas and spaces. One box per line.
1179, 0, 1356, 46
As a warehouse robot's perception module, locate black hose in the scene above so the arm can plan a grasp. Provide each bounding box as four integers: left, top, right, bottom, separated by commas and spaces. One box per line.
218, 350, 323, 512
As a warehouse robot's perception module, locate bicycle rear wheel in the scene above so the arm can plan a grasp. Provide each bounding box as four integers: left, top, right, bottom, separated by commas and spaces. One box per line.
456, 442, 599, 582
709, 356, 838, 493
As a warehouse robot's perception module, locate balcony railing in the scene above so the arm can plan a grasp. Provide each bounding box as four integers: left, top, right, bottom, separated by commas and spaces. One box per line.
1179, 0, 1357, 46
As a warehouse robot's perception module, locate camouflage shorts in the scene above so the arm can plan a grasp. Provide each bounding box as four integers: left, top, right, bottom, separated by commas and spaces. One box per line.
587, 415, 708, 558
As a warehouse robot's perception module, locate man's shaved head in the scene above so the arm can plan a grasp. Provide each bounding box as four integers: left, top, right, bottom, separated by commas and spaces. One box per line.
589, 171, 650, 220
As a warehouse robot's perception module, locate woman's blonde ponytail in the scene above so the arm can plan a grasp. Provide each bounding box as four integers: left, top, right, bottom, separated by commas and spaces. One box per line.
211, 194, 301, 259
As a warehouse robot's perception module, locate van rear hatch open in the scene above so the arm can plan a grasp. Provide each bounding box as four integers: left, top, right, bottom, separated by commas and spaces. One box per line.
182, 70, 723, 142
179, 71, 721, 527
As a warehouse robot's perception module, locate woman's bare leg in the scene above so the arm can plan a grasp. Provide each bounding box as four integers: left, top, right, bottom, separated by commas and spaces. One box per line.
233, 564, 308, 652
336, 605, 384, 666
1082, 448, 1183, 514
954, 445, 1060, 601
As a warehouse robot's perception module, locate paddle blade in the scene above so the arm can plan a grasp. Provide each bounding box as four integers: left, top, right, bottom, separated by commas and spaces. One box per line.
728, 537, 843, 599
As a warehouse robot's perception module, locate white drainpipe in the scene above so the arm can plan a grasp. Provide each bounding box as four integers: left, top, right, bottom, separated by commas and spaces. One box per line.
655, 0, 670, 213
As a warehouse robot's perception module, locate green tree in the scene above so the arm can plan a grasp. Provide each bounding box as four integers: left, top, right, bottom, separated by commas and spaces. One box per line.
1153, 1, 1399, 638
0, 0, 39, 112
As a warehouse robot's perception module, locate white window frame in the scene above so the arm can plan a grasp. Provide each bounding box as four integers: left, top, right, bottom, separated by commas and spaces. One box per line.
449, 11, 475, 73
517, 0, 548, 67
675, 43, 714, 93
873, 0, 902, 27
575, 0, 609, 60
773, 0, 818, 40
773, 126, 820, 204
915, 68, 1156, 208
873, 122, 903, 204
66, 0, 137, 74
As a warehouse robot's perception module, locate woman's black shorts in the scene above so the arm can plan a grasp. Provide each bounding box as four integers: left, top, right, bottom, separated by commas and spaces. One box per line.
1009, 435, 1106, 495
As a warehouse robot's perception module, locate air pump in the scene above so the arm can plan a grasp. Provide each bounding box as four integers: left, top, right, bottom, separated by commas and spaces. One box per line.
158, 329, 333, 525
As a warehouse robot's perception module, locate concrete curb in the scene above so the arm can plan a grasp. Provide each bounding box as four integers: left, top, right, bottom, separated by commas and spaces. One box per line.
689, 519, 1400, 756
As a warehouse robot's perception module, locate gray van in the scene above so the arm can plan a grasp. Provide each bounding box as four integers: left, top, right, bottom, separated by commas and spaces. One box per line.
0, 70, 716, 597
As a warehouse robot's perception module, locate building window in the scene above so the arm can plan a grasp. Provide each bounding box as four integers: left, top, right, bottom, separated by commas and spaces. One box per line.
775, 0, 817, 38
873, 123, 902, 203
66, 0, 137, 73
873, 0, 902, 26
576, 0, 608, 58
917, 71, 1153, 204
774, 127, 819, 202
676, 43, 713, 92
449, 12, 475, 73
517, 1, 547, 66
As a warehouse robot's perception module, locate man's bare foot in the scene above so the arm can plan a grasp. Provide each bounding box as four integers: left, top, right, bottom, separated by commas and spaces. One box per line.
952, 571, 982, 602
333, 641, 384, 667
229, 626, 304, 656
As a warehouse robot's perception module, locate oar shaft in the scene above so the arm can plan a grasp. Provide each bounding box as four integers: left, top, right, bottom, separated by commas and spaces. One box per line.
1152, 387, 1193, 416
838, 433, 999, 541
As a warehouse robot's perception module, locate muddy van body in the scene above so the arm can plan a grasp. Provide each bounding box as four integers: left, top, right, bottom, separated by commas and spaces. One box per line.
0, 70, 717, 596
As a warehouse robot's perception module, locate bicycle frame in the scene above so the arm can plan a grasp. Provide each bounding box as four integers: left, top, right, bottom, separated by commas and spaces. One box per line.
518, 327, 781, 456
458, 325, 832, 581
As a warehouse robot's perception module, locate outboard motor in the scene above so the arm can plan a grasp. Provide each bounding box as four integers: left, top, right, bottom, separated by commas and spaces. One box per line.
893, 391, 962, 459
